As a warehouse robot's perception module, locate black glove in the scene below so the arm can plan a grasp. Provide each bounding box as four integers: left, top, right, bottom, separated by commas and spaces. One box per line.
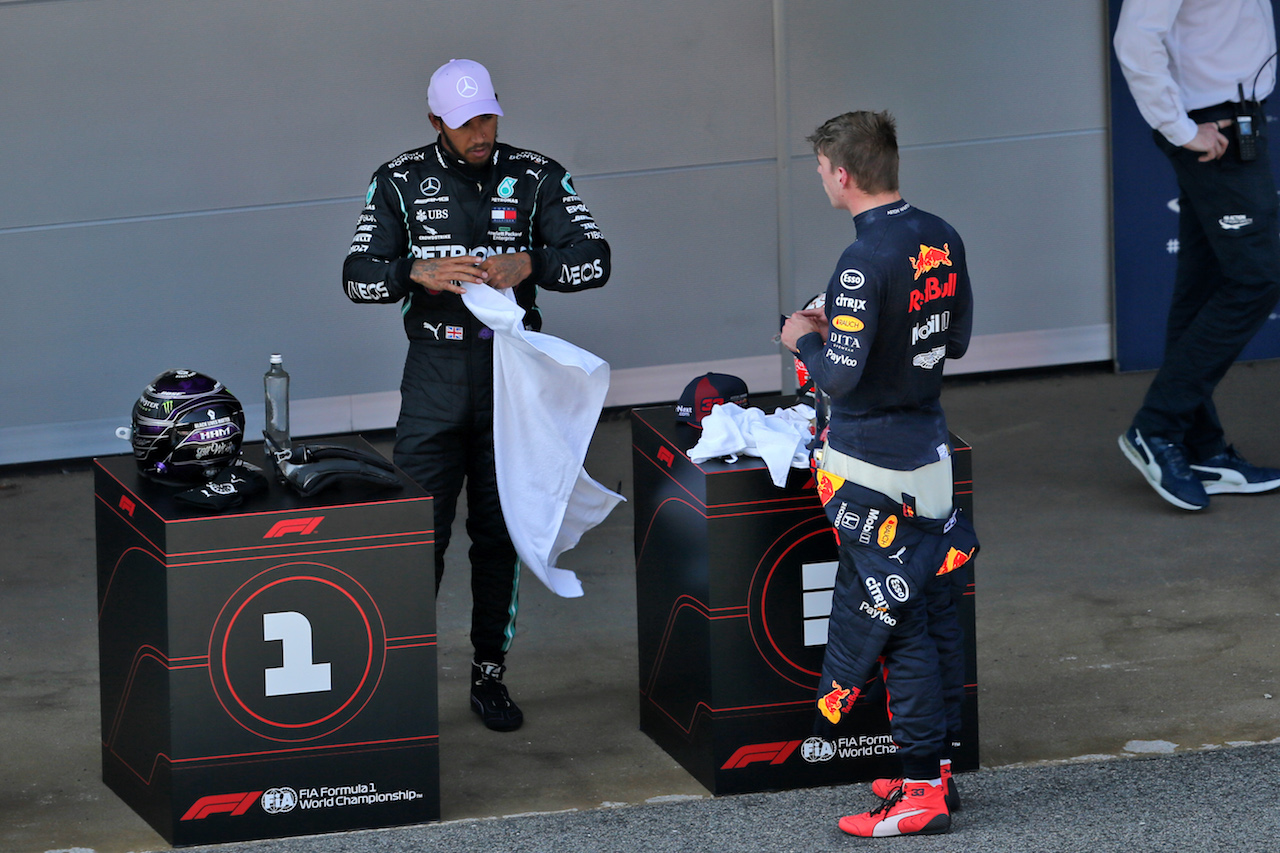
279, 442, 398, 471
275, 443, 401, 497
174, 461, 268, 510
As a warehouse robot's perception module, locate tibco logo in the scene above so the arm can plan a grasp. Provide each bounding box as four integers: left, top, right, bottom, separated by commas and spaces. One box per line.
264, 517, 324, 539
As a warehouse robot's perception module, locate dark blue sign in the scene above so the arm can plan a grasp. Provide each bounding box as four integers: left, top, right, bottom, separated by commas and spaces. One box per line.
1109, 0, 1280, 371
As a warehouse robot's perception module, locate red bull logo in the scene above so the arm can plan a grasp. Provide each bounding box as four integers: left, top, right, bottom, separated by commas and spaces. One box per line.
909, 243, 951, 280
819, 680, 857, 724
937, 546, 975, 576
909, 273, 957, 312
816, 470, 845, 506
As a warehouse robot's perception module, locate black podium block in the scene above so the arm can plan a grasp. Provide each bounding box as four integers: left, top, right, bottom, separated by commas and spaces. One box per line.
94, 437, 438, 846
631, 400, 978, 795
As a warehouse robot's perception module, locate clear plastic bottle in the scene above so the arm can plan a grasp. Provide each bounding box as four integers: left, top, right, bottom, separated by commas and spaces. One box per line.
264, 353, 291, 456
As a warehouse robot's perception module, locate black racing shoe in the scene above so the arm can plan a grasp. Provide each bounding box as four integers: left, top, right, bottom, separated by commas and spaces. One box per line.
470, 661, 524, 732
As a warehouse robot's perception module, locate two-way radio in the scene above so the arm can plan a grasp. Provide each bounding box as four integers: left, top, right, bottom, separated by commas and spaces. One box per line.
1235, 82, 1259, 162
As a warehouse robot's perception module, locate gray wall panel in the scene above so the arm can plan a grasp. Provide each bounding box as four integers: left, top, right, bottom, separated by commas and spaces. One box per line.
1, 0, 416, 228
788, 133, 1112, 336
902, 134, 1112, 336
0, 0, 1116, 463
0, 0, 775, 230
783, 0, 1111, 340
785, 1, 1108, 150
0, 202, 404, 427
536, 163, 781, 369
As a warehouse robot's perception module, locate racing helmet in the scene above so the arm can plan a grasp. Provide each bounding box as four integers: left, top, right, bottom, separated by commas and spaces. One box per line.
129, 369, 245, 483
793, 292, 826, 395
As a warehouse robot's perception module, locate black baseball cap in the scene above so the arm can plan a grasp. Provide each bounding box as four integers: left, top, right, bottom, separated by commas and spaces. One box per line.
675, 373, 748, 428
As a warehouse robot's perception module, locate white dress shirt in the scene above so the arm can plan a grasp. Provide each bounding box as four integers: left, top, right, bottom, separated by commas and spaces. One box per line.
1114, 0, 1276, 146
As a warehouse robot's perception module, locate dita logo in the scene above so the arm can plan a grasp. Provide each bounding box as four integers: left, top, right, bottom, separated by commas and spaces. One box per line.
264, 517, 324, 538
181, 791, 262, 821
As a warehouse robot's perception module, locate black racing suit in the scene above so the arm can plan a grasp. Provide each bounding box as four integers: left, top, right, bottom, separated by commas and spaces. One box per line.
343, 138, 610, 663
796, 200, 975, 780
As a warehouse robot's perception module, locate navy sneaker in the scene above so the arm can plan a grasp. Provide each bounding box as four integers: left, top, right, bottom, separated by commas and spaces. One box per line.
470, 661, 524, 732
1118, 427, 1209, 511
1190, 446, 1280, 495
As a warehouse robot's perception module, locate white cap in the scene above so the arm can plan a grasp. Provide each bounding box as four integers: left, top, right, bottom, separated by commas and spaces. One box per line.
427, 59, 504, 129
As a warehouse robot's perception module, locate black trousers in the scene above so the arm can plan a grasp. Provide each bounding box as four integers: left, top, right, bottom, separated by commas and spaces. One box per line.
1132, 129, 1280, 460
394, 341, 519, 665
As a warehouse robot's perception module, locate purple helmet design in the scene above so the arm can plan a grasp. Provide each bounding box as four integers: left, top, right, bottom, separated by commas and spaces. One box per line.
129, 369, 245, 483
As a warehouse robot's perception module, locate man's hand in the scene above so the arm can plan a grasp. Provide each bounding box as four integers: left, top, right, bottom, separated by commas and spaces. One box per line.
1185, 121, 1230, 162
478, 252, 532, 290
409, 256, 488, 295
780, 309, 827, 354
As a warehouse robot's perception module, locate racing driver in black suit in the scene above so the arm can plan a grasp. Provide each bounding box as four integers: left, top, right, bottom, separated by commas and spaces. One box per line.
343, 58, 610, 732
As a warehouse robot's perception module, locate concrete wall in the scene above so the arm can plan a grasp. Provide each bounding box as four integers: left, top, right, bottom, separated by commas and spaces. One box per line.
0, 0, 1112, 464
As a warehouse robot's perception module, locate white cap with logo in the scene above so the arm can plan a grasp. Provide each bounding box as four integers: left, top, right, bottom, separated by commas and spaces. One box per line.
427, 58, 504, 129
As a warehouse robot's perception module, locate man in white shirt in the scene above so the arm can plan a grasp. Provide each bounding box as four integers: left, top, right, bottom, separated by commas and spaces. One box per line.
1114, 0, 1280, 510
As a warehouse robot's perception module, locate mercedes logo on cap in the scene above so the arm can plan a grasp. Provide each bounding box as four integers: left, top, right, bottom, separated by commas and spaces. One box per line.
457, 76, 479, 98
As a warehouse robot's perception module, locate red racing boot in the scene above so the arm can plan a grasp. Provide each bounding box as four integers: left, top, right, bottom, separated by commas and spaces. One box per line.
871, 761, 961, 811
838, 779, 951, 837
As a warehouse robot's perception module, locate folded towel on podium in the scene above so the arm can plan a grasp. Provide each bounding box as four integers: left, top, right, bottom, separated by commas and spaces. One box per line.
687, 402, 815, 487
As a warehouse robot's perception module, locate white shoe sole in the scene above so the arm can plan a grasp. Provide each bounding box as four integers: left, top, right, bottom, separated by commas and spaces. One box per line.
1118, 433, 1206, 511
1190, 465, 1280, 495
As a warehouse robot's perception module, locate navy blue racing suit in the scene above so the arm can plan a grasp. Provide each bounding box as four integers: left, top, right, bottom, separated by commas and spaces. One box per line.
796, 199, 975, 779
343, 138, 610, 663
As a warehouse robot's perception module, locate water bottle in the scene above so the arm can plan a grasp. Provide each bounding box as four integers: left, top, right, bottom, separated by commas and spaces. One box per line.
264, 353, 291, 458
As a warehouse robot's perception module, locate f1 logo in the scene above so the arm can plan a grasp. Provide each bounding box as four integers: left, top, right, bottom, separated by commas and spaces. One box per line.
118, 495, 136, 517
657, 447, 676, 468
264, 517, 324, 538
721, 740, 803, 770
180, 791, 262, 821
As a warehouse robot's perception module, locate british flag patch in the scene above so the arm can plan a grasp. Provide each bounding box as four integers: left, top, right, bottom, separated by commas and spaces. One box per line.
446, 325, 464, 340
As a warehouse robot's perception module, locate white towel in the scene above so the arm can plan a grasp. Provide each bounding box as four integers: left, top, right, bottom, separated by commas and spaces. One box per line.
687, 403, 816, 487
460, 284, 624, 598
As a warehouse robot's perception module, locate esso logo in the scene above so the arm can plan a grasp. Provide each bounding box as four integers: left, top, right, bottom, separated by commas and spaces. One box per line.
839, 269, 865, 290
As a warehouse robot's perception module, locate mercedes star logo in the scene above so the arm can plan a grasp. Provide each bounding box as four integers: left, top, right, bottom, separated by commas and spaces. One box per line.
421, 177, 441, 196
457, 76, 479, 98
